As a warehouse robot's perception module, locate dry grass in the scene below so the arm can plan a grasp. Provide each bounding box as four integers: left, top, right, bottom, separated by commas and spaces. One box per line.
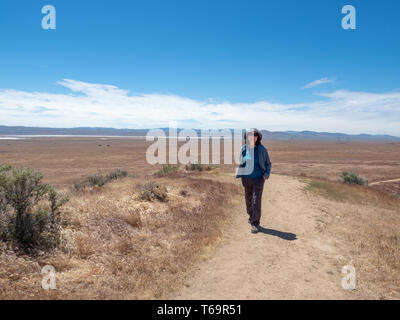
1, 138, 399, 299
268, 140, 400, 185
372, 181, 400, 199
304, 178, 400, 209
304, 178, 400, 299
0, 174, 240, 299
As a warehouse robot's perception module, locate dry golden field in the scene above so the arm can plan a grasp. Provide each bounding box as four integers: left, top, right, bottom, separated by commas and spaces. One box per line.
0, 137, 399, 299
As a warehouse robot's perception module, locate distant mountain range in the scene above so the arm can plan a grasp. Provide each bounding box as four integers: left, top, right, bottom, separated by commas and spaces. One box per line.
259, 130, 400, 142
0, 125, 399, 141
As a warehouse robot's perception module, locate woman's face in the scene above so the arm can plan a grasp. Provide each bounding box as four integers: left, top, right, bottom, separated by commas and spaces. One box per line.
247, 133, 258, 146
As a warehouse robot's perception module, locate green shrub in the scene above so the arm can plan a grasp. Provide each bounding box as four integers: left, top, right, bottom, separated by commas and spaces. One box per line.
87, 174, 107, 188
340, 171, 368, 186
106, 169, 128, 181
185, 163, 218, 172
0, 165, 68, 252
137, 182, 168, 202
73, 169, 128, 191
73, 180, 87, 192
155, 164, 180, 176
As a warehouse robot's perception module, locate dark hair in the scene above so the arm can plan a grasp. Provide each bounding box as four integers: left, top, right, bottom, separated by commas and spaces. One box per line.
244, 129, 262, 146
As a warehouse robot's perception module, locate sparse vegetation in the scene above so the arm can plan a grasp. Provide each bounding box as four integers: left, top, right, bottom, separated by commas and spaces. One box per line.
305, 178, 399, 208
1, 138, 400, 299
340, 171, 368, 186
73, 169, 128, 191
106, 168, 128, 181
0, 164, 68, 253
155, 164, 180, 176
305, 177, 400, 298
0, 173, 239, 299
305, 179, 349, 202
137, 181, 168, 202
87, 174, 107, 188
185, 163, 218, 172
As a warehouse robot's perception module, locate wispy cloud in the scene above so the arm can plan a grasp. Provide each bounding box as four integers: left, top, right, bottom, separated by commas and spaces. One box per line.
303, 77, 335, 89
0, 79, 399, 135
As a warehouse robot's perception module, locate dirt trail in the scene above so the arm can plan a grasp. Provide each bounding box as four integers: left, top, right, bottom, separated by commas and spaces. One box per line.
168, 174, 359, 300
369, 178, 400, 186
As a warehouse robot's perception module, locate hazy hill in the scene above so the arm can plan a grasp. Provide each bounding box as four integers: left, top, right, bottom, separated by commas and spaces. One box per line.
0, 125, 399, 141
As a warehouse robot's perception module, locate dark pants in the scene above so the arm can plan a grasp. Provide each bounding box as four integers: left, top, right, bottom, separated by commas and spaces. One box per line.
241, 176, 265, 226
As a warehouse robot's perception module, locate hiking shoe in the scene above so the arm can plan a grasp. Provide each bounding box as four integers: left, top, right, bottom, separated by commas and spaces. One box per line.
251, 225, 258, 234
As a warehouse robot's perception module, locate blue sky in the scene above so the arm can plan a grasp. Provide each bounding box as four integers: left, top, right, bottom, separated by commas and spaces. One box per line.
0, 0, 400, 135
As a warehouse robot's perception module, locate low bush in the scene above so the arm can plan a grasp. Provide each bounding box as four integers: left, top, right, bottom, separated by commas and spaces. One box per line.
121, 211, 142, 228
137, 182, 168, 202
106, 169, 128, 181
73, 169, 128, 191
87, 174, 107, 188
185, 163, 218, 172
155, 164, 180, 176
0, 164, 68, 253
340, 171, 368, 186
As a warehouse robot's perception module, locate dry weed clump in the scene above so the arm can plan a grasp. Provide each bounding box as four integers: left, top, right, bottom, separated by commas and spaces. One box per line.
179, 187, 189, 197
137, 182, 168, 202
119, 208, 142, 228
74, 232, 96, 259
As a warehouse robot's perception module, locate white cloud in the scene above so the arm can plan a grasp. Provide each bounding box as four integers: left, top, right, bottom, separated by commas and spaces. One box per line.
303, 77, 334, 89
0, 79, 400, 136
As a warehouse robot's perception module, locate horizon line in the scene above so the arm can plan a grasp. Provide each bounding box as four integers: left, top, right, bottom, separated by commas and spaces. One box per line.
0, 125, 399, 139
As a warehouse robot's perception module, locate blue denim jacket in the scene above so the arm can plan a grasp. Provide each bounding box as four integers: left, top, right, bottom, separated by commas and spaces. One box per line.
236, 144, 272, 179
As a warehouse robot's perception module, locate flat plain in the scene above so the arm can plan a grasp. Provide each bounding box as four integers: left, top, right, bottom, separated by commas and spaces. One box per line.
0, 137, 399, 299
1, 138, 399, 195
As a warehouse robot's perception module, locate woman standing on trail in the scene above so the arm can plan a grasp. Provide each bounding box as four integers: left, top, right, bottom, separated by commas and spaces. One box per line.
236, 129, 272, 234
